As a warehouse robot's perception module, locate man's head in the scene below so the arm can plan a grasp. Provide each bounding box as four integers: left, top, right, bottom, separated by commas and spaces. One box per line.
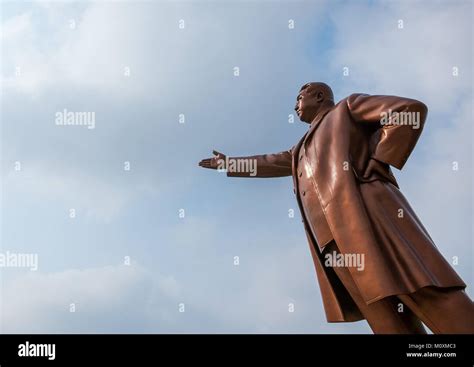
294, 82, 334, 124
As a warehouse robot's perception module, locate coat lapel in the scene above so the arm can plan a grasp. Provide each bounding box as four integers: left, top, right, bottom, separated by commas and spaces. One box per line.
291, 105, 334, 179
304, 106, 333, 147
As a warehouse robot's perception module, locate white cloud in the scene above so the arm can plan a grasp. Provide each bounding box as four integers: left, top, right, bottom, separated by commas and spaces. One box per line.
328, 0, 471, 108
3, 162, 158, 222
1, 3, 153, 95
2, 1, 328, 98
1, 263, 182, 333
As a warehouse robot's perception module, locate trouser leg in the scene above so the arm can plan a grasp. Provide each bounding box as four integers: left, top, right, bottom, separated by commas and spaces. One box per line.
330, 263, 426, 334
324, 242, 426, 334
398, 287, 474, 334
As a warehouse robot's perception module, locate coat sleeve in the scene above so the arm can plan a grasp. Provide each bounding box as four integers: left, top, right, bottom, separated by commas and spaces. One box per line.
346, 93, 428, 170
226, 149, 292, 178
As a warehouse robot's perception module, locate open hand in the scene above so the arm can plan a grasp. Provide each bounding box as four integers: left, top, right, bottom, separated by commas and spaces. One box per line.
198, 150, 227, 170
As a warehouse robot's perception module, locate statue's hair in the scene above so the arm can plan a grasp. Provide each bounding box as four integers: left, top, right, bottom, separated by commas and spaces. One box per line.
300, 82, 334, 102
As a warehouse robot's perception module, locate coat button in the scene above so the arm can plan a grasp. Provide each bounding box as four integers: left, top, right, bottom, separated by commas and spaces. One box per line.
302, 191, 306, 196
299, 155, 303, 161
299, 172, 302, 177
293, 188, 296, 194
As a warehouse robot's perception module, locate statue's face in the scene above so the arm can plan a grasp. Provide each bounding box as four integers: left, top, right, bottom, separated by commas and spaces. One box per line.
294, 88, 319, 124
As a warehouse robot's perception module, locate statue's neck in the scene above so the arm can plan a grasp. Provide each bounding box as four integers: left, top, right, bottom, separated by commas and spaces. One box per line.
310, 103, 334, 127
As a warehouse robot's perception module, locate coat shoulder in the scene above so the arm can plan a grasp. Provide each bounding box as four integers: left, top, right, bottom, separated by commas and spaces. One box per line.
344, 93, 369, 109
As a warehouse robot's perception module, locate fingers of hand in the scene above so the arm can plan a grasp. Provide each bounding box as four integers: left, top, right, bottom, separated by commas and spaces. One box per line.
199, 159, 212, 167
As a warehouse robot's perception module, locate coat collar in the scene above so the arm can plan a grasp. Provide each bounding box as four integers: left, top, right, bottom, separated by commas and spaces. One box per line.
291, 103, 335, 164
306, 103, 334, 138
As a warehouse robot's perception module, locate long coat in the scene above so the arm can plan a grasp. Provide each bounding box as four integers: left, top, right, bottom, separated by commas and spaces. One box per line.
227, 94, 466, 322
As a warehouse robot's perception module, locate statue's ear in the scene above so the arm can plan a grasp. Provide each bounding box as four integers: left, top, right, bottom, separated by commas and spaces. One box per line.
316, 91, 324, 102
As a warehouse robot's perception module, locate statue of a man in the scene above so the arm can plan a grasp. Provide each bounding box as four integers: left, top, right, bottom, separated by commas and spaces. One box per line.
199, 82, 473, 334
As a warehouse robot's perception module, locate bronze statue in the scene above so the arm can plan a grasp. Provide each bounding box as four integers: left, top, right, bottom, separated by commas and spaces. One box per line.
199, 82, 474, 334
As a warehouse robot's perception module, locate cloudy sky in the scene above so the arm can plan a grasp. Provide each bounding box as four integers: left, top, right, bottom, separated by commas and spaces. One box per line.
0, 0, 472, 333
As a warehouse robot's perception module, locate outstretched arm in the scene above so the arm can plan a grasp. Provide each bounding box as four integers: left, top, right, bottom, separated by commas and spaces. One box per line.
198, 149, 292, 178
347, 93, 428, 170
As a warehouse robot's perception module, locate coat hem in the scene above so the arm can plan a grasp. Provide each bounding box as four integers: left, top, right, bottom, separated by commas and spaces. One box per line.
365, 283, 467, 305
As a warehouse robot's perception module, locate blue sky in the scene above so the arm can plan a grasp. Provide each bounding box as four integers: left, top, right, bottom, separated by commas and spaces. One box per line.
0, 0, 472, 333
